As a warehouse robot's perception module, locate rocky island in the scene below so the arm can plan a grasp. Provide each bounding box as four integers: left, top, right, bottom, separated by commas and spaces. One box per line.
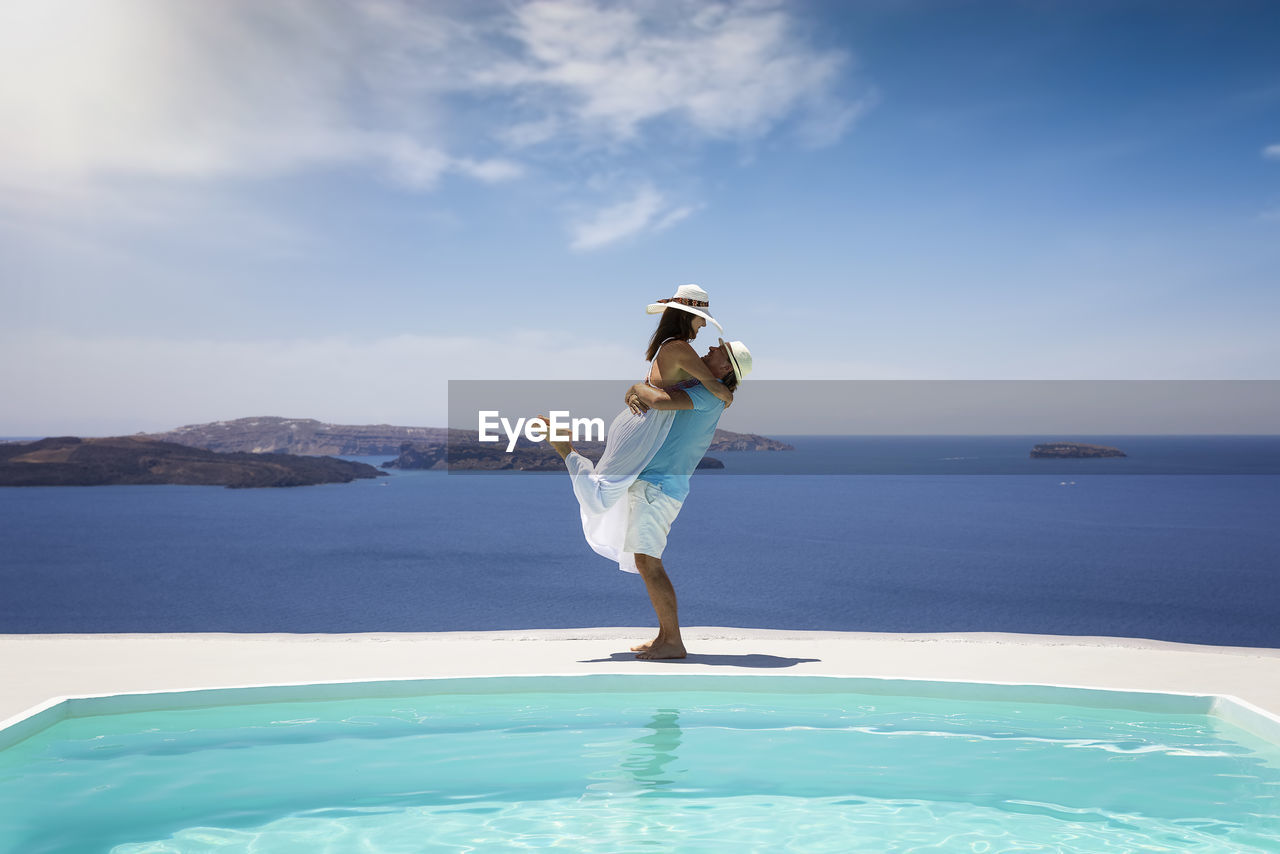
148, 417, 791, 458
1031, 441, 1127, 459
138, 416, 790, 472
709, 429, 793, 452
0, 437, 384, 488
145, 417, 445, 456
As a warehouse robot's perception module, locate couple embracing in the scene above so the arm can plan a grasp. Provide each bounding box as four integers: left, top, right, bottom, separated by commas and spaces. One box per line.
538, 285, 753, 660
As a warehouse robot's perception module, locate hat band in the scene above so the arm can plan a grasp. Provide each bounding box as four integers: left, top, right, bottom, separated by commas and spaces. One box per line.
657, 297, 709, 308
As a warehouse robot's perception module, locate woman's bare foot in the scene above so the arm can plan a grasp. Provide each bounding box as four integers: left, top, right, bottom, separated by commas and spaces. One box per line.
636, 641, 687, 660
532, 415, 574, 459
630, 638, 658, 652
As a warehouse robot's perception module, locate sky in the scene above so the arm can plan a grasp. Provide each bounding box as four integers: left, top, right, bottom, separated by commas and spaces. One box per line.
2, 0, 1278, 435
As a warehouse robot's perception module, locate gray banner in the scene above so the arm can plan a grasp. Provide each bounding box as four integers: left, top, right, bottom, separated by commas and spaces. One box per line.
433, 380, 1280, 474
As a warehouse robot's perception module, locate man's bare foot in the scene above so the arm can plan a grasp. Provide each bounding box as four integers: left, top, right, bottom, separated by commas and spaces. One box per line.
630, 638, 658, 652
636, 642, 686, 660
532, 415, 574, 460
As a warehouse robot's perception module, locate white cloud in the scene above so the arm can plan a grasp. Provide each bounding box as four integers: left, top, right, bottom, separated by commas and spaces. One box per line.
481, 0, 857, 146
795, 94, 880, 149
499, 118, 563, 149
455, 158, 526, 184
376, 134, 523, 189
569, 184, 695, 250
0, 0, 517, 190
0, 0, 854, 180
1264, 144, 1280, 160
653, 203, 699, 233
0, 0, 863, 247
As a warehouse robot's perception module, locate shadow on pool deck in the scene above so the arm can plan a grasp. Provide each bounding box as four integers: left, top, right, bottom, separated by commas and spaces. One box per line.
579, 652, 821, 668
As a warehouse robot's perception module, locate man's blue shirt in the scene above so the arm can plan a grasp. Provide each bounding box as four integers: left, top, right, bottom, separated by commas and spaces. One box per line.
637, 384, 724, 502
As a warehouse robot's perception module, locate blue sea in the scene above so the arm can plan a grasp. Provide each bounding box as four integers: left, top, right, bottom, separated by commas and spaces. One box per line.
1, 436, 1277, 648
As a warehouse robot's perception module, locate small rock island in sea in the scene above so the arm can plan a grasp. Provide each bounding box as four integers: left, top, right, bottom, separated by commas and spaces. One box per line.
1030, 441, 1127, 459
0, 436, 384, 488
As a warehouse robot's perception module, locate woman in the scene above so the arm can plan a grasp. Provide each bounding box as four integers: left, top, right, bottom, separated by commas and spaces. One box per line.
640, 286, 735, 406
545, 285, 731, 513
537, 285, 733, 570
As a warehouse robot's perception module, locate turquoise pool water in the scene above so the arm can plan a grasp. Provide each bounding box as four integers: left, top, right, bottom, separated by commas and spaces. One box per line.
2, 677, 1279, 853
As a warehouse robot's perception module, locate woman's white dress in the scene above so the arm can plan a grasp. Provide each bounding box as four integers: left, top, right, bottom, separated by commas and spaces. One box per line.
564, 406, 674, 573
562, 340, 688, 573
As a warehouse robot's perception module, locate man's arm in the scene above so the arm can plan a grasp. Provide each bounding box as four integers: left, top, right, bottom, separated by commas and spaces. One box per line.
626, 382, 693, 413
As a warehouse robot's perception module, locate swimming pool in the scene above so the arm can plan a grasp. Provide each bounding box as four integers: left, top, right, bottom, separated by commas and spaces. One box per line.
2, 675, 1279, 852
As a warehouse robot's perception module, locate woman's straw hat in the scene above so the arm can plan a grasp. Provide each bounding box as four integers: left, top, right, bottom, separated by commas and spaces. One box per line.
646, 284, 723, 334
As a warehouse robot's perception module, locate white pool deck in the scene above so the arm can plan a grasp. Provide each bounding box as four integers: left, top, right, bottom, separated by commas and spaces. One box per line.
3, 629, 1279, 732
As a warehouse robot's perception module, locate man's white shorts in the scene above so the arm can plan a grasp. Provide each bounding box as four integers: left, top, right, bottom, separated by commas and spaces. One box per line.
623, 479, 684, 558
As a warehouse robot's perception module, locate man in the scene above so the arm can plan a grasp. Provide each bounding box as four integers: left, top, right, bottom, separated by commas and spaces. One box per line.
547, 339, 753, 660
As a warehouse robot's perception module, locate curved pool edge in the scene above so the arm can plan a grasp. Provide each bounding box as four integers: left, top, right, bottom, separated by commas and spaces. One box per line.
4, 629, 1280, 751
5, 672, 1280, 751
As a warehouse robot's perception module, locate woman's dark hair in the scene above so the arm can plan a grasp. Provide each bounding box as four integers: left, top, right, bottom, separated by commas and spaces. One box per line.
645, 308, 699, 361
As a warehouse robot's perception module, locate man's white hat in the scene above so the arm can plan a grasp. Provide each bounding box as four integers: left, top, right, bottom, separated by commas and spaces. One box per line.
720, 338, 753, 381
646, 284, 723, 334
